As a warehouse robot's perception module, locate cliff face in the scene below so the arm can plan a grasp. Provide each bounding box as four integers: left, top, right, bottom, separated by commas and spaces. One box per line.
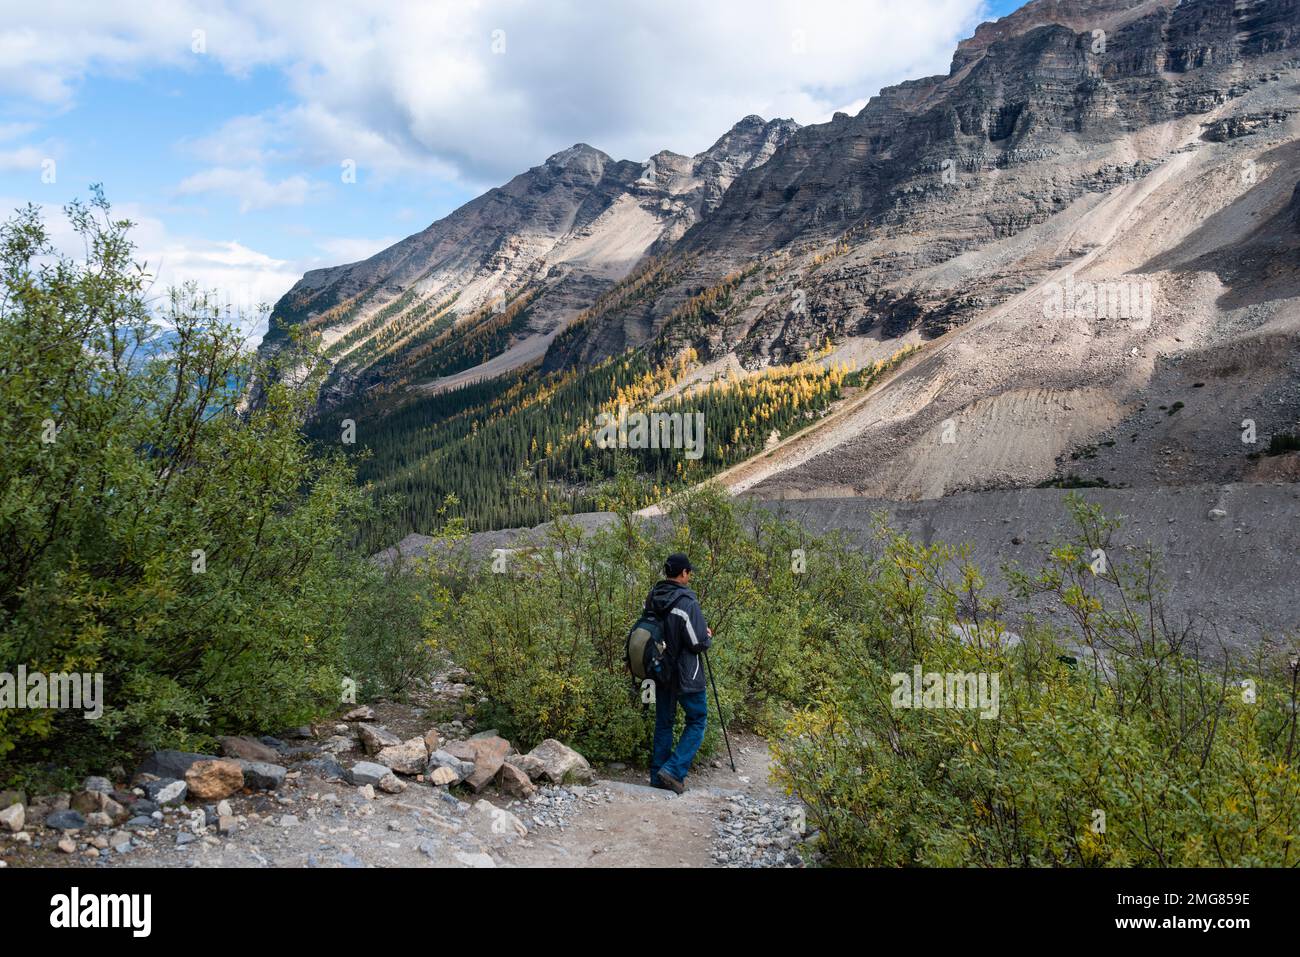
546, 0, 1300, 371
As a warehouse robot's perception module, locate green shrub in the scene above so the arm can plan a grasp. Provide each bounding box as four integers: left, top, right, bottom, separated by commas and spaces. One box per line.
432, 486, 852, 761
342, 556, 440, 703
0, 193, 368, 774
770, 497, 1300, 866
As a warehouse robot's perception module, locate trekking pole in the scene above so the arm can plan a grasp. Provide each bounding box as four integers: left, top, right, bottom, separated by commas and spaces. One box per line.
703, 650, 736, 772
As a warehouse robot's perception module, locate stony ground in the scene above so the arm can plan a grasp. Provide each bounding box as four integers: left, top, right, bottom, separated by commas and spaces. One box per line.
0, 693, 812, 871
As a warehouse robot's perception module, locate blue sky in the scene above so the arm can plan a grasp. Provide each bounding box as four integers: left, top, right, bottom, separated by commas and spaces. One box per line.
0, 0, 1023, 339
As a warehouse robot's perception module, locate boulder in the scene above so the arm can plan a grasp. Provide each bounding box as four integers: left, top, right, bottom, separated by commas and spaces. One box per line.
468, 800, 527, 843
496, 762, 536, 799
343, 706, 376, 721
0, 803, 23, 833
377, 738, 429, 776
301, 756, 346, 782
218, 735, 282, 764
359, 725, 402, 755
462, 736, 514, 793
237, 760, 287, 791
449, 738, 514, 790
26, 792, 71, 827
136, 750, 217, 780
426, 750, 475, 784
376, 772, 407, 794
526, 739, 595, 785
444, 741, 478, 762
81, 776, 113, 794
70, 790, 129, 825
346, 761, 392, 787
143, 779, 187, 806
184, 760, 244, 801
428, 766, 458, 787
321, 735, 354, 754
504, 753, 547, 782
44, 809, 87, 831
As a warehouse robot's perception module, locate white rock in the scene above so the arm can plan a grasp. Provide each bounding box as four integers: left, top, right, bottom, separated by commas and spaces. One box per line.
468, 800, 527, 843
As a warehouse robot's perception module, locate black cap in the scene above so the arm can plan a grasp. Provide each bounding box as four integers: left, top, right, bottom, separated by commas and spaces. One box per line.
664, 553, 694, 577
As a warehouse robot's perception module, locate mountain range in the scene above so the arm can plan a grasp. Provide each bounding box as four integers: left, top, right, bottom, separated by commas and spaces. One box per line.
265, 0, 1300, 536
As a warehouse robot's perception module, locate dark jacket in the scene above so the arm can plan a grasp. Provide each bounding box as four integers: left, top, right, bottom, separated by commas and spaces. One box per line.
644, 580, 711, 693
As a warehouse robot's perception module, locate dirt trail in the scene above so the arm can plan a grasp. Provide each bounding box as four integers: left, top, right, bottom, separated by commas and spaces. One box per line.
500, 731, 786, 868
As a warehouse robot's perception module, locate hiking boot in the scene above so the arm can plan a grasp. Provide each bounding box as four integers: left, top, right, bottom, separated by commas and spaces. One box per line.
656, 768, 685, 794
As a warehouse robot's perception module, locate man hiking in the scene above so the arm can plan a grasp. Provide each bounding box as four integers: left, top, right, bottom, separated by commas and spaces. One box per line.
643, 553, 712, 794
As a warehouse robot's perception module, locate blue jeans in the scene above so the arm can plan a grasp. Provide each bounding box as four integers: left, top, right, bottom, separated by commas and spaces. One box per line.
650, 683, 708, 783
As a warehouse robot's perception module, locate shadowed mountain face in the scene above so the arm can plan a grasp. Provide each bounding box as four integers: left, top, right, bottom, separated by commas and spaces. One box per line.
262, 115, 797, 408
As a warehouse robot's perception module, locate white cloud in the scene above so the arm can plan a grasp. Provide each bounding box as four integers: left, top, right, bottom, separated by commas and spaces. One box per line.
0, 145, 47, 173
0, 1, 1004, 320
179, 114, 279, 167
0, 122, 38, 142
175, 166, 320, 212
1, 0, 996, 185
2, 196, 312, 341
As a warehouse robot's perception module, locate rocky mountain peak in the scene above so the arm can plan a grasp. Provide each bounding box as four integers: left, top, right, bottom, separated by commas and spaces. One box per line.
952, 0, 1178, 72
702, 114, 800, 163
542, 142, 611, 175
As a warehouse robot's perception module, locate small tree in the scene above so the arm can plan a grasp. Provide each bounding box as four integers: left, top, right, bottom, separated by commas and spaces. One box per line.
0, 191, 368, 775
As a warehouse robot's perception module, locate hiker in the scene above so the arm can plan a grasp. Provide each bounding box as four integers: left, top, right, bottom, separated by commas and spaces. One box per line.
644, 553, 712, 794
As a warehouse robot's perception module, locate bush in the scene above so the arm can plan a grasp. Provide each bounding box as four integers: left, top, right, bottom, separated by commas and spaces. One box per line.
770, 497, 1300, 866
0, 193, 368, 774
432, 486, 851, 761
341, 500, 465, 702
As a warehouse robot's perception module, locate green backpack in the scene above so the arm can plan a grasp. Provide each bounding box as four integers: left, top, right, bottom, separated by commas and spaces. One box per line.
624, 597, 682, 684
